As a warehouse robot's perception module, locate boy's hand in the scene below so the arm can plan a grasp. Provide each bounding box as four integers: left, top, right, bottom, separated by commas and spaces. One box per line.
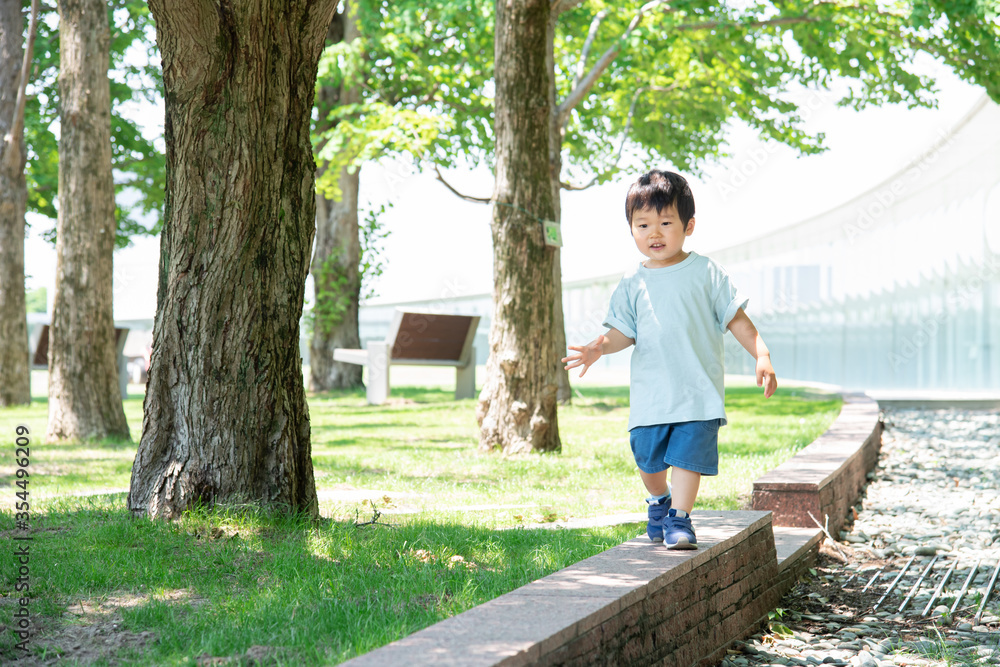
756, 355, 777, 398
562, 336, 605, 378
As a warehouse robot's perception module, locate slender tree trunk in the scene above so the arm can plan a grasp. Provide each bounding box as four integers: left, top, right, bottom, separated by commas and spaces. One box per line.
0, 0, 31, 407
546, 8, 571, 405
127, 0, 338, 519
46, 0, 128, 440
310, 4, 362, 392
477, 0, 561, 454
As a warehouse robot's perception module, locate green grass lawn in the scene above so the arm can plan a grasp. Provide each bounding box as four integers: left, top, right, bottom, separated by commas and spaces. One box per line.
0, 381, 840, 665
308, 383, 841, 523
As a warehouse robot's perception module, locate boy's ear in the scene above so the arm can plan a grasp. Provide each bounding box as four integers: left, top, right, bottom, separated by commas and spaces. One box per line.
685, 217, 696, 236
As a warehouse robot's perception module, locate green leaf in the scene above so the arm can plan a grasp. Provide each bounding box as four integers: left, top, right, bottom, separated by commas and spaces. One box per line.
25, 0, 165, 248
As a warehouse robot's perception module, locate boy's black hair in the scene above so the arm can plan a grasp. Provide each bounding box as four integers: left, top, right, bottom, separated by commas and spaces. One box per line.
625, 170, 695, 230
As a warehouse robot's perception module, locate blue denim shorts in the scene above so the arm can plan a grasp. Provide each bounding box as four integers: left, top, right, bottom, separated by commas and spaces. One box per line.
629, 419, 721, 476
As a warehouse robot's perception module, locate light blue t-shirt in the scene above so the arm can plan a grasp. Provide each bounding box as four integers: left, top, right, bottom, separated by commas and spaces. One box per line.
602, 252, 748, 431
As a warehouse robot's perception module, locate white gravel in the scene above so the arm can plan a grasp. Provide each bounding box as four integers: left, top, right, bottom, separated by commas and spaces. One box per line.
720, 407, 1000, 667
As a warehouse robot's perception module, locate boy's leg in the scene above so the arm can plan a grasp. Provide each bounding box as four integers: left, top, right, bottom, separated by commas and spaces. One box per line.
669, 467, 701, 513
663, 466, 700, 550
638, 468, 671, 542
638, 469, 669, 497
631, 426, 673, 542
660, 419, 718, 550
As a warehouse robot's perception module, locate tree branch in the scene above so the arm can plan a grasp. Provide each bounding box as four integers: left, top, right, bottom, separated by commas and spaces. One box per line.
560, 83, 678, 192
556, 0, 673, 128
416, 80, 443, 109
3, 0, 40, 172
562, 8, 610, 135
354, 503, 396, 528
552, 0, 586, 16
434, 164, 492, 203
575, 9, 609, 90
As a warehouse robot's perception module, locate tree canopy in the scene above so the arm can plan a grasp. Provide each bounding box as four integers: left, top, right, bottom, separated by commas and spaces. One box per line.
313, 0, 1000, 257
26, 0, 163, 248
312, 1, 494, 201
554, 0, 1000, 186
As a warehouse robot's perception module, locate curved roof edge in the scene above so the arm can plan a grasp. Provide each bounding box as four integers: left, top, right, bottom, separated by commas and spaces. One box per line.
711, 93, 995, 264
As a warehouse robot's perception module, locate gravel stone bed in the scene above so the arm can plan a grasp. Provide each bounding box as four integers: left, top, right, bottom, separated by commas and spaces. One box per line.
720, 408, 1000, 667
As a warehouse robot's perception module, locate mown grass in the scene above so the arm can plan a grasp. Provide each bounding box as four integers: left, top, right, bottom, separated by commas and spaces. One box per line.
0, 381, 841, 665
304, 383, 842, 522
1, 498, 641, 664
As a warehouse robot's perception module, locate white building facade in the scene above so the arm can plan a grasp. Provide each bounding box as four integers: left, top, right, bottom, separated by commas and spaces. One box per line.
355, 96, 1000, 392
716, 95, 1000, 390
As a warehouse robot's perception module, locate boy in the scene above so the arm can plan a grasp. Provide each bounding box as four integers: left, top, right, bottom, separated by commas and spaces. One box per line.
562, 170, 777, 550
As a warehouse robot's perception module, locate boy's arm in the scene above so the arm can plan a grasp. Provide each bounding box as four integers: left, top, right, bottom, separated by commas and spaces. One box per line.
727, 308, 777, 398
562, 328, 634, 378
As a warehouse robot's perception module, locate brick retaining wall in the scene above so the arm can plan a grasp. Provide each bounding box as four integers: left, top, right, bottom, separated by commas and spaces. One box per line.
545, 513, 779, 667
752, 393, 882, 537
344, 512, 780, 667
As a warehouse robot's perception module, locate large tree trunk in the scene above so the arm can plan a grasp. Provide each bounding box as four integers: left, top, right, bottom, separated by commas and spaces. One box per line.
477, 0, 561, 454
46, 0, 129, 440
0, 0, 31, 407
310, 4, 363, 392
127, 0, 338, 519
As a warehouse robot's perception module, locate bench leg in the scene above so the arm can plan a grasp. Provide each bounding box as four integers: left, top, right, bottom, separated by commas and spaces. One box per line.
367, 341, 390, 405
455, 346, 475, 400
116, 332, 129, 400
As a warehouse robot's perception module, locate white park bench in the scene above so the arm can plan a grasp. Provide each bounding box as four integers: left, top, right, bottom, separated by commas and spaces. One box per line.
334, 309, 480, 405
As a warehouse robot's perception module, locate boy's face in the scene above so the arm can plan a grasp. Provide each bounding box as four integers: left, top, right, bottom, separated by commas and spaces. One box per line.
629, 203, 695, 269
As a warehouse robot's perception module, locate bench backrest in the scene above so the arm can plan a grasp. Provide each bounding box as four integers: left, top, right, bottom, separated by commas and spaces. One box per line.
387, 311, 480, 363
32, 324, 129, 368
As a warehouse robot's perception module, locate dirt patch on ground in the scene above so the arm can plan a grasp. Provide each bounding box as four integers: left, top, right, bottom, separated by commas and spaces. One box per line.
1, 589, 209, 666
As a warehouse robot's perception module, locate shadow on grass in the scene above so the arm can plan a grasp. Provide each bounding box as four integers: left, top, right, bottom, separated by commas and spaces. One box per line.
310, 422, 425, 438
0, 498, 638, 666
309, 385, 467, 405
311, 437, 478, 453
40, 436, 137, 451
310, 458, 490, 484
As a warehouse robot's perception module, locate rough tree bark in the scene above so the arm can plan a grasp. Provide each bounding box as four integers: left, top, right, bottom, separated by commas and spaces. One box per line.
46, 0, 129, 440
0, 0, 32, 407
310, 3, 363, 392
476, 0, 561, 454
127, 0, 339, 519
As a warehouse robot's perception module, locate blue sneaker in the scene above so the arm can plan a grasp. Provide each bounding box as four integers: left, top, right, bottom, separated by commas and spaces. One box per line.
645, 495, 671, 542
663, 509, 698, 550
